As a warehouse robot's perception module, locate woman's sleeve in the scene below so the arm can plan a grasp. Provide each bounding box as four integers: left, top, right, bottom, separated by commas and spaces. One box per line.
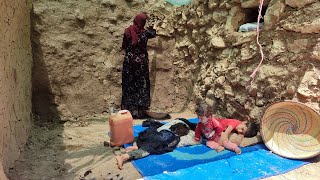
146, 28, 156, 39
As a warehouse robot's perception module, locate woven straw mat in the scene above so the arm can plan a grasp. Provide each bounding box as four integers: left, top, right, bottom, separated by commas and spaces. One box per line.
261, 101, 320, 159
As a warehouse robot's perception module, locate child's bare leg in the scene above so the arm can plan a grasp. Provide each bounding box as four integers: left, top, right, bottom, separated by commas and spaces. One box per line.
206, 140, 225, 152
216, 145, 225, 152
222, 140, 242, 154
234, 147, 242, 154
115, 154, 130, 170
125, 145, 138, 152
125, 141, 138, 152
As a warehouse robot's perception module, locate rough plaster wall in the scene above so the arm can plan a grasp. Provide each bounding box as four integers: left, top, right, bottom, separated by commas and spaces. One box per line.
31, 0, 190, 120
0, 0, 33, 176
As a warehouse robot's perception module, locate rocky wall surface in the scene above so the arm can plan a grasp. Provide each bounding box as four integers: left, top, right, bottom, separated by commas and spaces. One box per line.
166, 0, 320, 121
32, 0, 320, 122
0, 0, 33, 176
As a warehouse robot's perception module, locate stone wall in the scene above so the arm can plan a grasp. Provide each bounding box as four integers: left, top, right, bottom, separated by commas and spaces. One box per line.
166, 0, 320, 121
0, 0, 33, 177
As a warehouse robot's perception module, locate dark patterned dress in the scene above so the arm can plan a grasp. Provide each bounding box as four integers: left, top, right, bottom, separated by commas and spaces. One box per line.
121, 28, 156, 118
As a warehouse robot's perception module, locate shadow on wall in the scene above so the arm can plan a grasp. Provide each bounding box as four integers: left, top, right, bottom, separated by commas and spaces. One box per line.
31, 7, 60, 123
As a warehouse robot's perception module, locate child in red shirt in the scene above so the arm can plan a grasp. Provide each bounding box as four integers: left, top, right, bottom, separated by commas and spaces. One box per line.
194, 102, 258, 154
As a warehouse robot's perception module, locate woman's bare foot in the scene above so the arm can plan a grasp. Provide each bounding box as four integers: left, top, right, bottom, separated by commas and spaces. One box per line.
115, 154, 130, 170
125, 145, 138, 152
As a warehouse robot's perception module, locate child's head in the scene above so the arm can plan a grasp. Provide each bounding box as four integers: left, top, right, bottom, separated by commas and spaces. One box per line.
170, 123, 190, 137
195, 102, 213, 124
236, 121, 259, 137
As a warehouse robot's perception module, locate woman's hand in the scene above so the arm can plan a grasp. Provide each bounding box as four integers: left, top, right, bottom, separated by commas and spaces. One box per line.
153, 21, 159, 30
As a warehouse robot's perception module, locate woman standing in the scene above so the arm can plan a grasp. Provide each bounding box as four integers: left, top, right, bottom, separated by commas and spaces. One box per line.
121, 12, 157, 118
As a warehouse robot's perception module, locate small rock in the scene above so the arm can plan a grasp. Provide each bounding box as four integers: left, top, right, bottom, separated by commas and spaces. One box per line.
255, 99, 264, 107
208, 0, 219, 10
75, 10, 85, 21
248, 85, 258, 97
210, 36, 226, 48
287, 85, 296, 95
264, 86, 277, 99
215, 76, 226, 85
285, 0, 315, 8
101, 0, 116, 7
70, 71, 81, 78
257, 92, 264, 98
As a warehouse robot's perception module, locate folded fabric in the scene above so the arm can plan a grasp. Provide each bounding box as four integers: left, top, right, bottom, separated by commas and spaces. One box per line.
136, 127, 180, 154
178, 130, 200, 147
238, 22, 263, 32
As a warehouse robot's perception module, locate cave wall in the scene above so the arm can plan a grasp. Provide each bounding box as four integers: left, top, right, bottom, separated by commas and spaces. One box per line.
0, 0, 33, 177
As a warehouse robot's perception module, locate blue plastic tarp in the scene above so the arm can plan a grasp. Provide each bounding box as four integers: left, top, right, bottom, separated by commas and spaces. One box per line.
127, 118, 308, 179
165, 0, 192, 6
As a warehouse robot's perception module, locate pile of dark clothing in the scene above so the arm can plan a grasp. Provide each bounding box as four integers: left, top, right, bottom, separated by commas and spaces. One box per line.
136, 118, 196, 154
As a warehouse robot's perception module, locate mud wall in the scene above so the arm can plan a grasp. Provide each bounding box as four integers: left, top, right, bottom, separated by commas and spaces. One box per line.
32, 0, 320, 121
0, 0, 33, 176
31, 0, 190, 120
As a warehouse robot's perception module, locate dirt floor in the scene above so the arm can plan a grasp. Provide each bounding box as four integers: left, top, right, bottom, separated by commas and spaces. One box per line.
7, 111, 320, 180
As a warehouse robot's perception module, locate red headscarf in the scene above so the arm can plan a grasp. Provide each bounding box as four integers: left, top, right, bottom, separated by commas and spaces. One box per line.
124, 12, 147, 46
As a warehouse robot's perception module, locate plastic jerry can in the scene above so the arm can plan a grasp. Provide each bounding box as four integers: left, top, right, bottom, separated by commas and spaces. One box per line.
109, 110, 134, 147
